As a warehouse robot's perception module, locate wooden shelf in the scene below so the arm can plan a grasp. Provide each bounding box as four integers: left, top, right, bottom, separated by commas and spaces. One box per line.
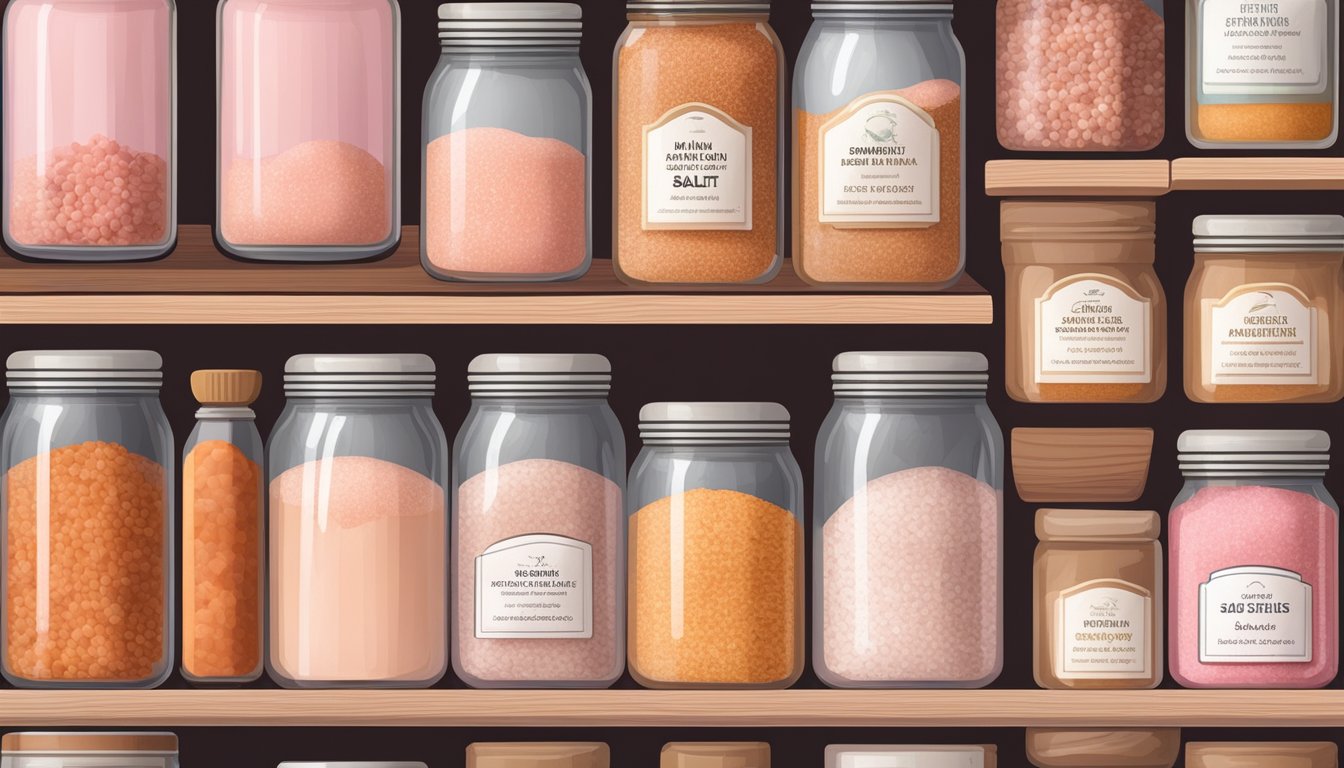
0, 226, 991, 325
1171, 158, 1344, 190
985, 160, 1171, 197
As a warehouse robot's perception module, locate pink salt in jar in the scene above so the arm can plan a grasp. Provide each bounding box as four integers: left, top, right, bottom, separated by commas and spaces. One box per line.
1170, 430, 1339, 689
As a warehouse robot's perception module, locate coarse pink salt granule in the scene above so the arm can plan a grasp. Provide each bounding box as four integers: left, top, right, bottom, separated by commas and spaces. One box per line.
426, 127, 586, 278
821, 466, 1000, 684
1170, 484, 1338, 688
221, 139, 390, 246
8, 135, 168, 247
455, 458, 622, 685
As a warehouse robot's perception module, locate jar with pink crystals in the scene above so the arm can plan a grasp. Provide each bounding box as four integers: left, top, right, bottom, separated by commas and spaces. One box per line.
3, 0, 176, 261
1170, 430, 1339, 689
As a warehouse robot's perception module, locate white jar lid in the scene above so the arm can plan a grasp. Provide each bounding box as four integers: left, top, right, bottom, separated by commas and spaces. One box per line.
812, 1, 954, 12
1193, 215, 1344, 252
1178, 429, 1330, 477
439, 2, 582, 45
832, 351, 988, 396
639, 401, 790, 444
468, 353, 611, 397
284, 354, 436, 397
826, 745, 990, 768
6, 349, 163, 390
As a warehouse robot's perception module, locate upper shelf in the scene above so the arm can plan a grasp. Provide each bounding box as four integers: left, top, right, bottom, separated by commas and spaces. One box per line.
0, 226, 991, 325
987, 158, 1344, 196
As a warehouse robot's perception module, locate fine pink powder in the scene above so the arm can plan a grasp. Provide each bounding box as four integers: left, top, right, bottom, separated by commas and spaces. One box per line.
1170, 484, 1338, 688
425, 127, 586, 277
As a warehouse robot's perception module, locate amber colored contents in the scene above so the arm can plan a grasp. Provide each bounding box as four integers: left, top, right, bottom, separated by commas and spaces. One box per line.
182, 439, 261, 680
5, 441, 166, 681
1194, 102, 1335, 144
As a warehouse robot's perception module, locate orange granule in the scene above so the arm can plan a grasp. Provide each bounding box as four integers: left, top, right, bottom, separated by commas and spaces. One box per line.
5, 441, 166, 681
1195, 102, 1335, 144
182, 439, 261, 680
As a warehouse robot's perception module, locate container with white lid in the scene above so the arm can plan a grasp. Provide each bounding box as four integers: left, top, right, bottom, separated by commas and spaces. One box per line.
2, 733, 179, 768
826, 745, 996, 768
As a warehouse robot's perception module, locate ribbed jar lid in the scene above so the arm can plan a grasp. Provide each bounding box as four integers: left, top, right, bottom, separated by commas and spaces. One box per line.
439, 3, 581, 46
1193, 215, 1344, 252
832, 351, 988, 396
6, 349, 163, 391
628, 1, 771, 14
2, 733, 178, 754
639, 402, 789, 444
812, 1, 954, 14
468, 353, 611, 397
825, 746, 989, 768
1178, 429, 1330, 477
191, 369, 262, 407
284, 354, 436, 397
1036, 509, 1161, 542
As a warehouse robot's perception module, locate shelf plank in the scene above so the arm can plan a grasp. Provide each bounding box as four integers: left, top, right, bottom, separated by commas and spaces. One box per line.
0, 226, 991, 325
1170, 158, 1344, 190
984, 160, 1171, 197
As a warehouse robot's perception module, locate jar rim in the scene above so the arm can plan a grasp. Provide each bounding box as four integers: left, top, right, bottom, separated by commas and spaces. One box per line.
6, 349, 163, 391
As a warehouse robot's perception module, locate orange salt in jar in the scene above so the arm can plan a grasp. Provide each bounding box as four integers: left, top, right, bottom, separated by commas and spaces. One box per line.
181, 370, 264, 684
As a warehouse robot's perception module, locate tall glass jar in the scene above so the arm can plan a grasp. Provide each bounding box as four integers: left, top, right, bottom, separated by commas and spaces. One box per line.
794, 1, 965, 287
0, 350, 173, 688
814, 352, 1003, 689
613, 2, 785, 285
423, 4, 591, 282
217, 0, 401, 261
2, 733, 178, 768
2, 0, 176, 261
628, 402, 804, 689
1170, 430, 1338, 689
267, 354, 447, 688
452, 354, 624, 688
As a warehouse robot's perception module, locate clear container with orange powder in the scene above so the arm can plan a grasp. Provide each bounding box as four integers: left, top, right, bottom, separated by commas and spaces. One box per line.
181, 370, 264, 685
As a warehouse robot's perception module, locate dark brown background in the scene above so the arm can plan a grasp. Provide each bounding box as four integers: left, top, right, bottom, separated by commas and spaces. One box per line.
2, 0, 1344, 764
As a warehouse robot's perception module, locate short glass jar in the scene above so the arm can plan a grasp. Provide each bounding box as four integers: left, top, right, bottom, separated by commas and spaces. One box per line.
267, 354, 447, 688
0, 351, 174, 689
1003, 200, 1166, 404
2, 733, 178, 768
814, 352, 1003, 689
423, 4, 591, 282
793, 1, 965, 287
628, 403, 803, 689
452, 354, 624, 689
1169, 430, 1338, 689
1186, 215, 1344, 404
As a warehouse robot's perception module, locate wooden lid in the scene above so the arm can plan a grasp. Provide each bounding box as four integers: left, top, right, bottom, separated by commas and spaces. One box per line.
191, 369, 262, 406
1036, 509, 1161, 542
1185, 742, 1337, 768
1026, 729, 1179, 768
661, 743, 769, 768
2, 733, 178, 753
467, 743, 609, 768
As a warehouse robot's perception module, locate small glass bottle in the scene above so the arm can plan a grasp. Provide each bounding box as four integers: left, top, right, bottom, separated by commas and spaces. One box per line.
181, 369, 264, 685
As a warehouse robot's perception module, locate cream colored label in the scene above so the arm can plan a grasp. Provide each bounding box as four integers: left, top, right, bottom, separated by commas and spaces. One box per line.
832, 752, 985, 768
1200, 0, 1328, 95
1054, 580, 1151, 680
642, 103, 752, 230
1200, 565, 1312, 663
1034, 274, 1152, 384
1206, 284, 1318, 385
475, 534, 593, 639
819, 93, 940, 228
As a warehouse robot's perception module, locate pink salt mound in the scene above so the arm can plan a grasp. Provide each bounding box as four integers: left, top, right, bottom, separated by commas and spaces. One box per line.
1170, 484, 1337, 688
895, 78, 961, 111
8, 135, 168, 247
455, 458, 622, 685
426, 127, 586, 277
221, 139, 390, 246
822, 466, 1000, 683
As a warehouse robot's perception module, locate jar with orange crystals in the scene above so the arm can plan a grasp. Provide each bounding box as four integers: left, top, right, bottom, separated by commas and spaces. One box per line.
613, 1, 784, 285
0, 350, 173, 688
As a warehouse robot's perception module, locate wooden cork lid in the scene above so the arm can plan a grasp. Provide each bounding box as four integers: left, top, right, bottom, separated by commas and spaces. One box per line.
467, 743, 610, 768
2, 732, 178, 753
661, 743, 770, 768
191, 369, 262, 406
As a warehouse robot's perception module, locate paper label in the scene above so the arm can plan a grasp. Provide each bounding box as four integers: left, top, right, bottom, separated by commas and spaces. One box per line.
642, 103, 752, 230
1033, 275, 1153, 384
818, 93, 940, 227
1206, 284, 1318, 385
832, 751, 985, 768
1199, 565, 1313, 662
1054, 580, 1152, 680
1200, 0, 1329, 94
474, 533, 593, 639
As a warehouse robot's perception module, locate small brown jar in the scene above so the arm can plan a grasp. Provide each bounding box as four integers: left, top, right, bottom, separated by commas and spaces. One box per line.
1003, 201, 1166, 403
1034, 509, 1163, 690
1185, 215, 1344, 404
1026, 728, 1180, 768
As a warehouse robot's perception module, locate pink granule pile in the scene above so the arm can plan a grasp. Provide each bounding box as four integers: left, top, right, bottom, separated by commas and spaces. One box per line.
821, 466, 1000, 684
425, 127, 586, 278
220, 139, 390, 246
8, 135, 168, 247
1170, 484, 1338, 688
996, 0, 1165, 150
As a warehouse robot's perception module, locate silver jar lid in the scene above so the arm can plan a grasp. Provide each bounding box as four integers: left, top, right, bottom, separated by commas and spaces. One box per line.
1178, 429, 1330, 477
468, 353, 611, 397
6, 350, 163, 391
639, 401, 789, 444
833, 351, 988, 396
284, 354, 436, 397
628, 1, 771, 14
438, 3, 581, 47
826, 746, 989, 768
1193, 215, 1344, 253
812, 1, 954, 15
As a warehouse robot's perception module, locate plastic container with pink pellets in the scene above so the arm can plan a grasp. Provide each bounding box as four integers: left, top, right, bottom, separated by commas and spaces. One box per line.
1170, 430, 1339, 689
2, 0, 176, 261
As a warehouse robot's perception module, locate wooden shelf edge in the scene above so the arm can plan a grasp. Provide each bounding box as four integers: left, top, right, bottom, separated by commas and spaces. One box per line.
1171, 158, 1344, 190
985, 160, 1172, 197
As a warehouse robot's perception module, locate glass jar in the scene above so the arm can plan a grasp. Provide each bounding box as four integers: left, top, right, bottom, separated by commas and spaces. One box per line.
181, 369, 264, 685
794, 1, 965, 287
1186, 0, 1339, 148
2, 0, 175, 261
217, 0, 401, 261
0, 350, 173, 689
1003, 200, 1166, 404
422, 4, 591, 282
267, 354, 447, 688
452, 354, 624, 688
1185, 215, 1344, 404
814, 352, 1003, 689
467, 743, 610, 768
613, 2, 784, 285
1170, 430, 1339, 689
997, 0, 1165, 151
628, 403, 803, 689
2, 733, 178, 768
1025, 728, 1180, 768
826, 746, 996, 768
1034, 509, 1163, 690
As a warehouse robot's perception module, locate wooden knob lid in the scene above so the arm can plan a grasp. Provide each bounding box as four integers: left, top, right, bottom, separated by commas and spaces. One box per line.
191, 369, 262, 406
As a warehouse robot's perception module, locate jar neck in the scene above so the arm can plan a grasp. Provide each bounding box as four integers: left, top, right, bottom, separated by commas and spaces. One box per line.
628, 11, 769, 24
284, 396, 433, 409
439, 45, 581, 60
470, 395, 610, 410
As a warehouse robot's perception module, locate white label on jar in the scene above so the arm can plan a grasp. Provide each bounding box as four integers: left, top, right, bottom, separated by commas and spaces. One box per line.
1206, 284, 1318, 385
474, 533, 593, 639
1033, 274, 1153, 384
642, 103, 752, 230
1200, 0, 1328, 94
832, 751, 985, 768
818, 93, 940, 227
1199, 565, 1312, 663
1054, 580, 1152, 680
